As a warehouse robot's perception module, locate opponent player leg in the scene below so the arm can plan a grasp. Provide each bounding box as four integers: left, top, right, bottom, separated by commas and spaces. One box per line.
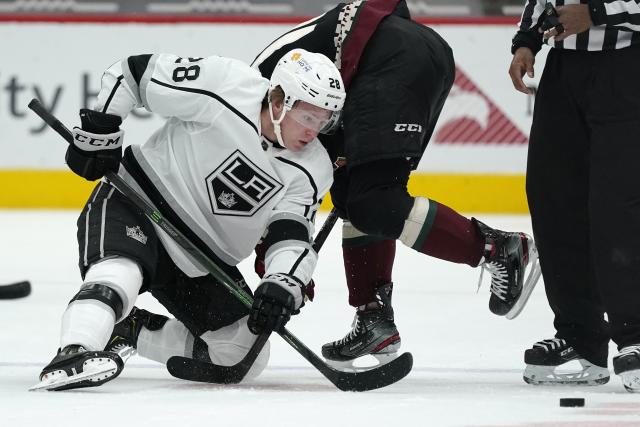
345, 159, 538, 318
319, 166, 398, 364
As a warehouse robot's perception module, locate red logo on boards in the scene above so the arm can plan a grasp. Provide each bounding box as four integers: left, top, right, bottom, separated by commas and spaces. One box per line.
434, 67, 528, 144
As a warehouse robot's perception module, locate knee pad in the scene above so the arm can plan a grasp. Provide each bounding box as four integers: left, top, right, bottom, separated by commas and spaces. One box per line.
69, 283, 124, 320
342, 220, 366, 240
80, 257, 143, 322
398, 196, 433, 249
346, 185, 413, 238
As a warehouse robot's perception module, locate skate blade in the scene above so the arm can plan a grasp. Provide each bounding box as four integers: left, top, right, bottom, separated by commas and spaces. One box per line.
506, 240, 541, 320
111, 345, 137, 363
326, 352, 400, 372
29, 358, 120, 391
523, 361, 610, 386
619, 369, 640, 392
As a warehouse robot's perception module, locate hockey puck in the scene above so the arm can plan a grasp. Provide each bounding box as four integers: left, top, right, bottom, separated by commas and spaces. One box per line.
0, 281, 31, 299
559, 398, 585, 407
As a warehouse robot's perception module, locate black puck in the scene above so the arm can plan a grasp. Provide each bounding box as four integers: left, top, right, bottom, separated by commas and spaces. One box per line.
0, 281, 31, 299
559, 398, 585, 407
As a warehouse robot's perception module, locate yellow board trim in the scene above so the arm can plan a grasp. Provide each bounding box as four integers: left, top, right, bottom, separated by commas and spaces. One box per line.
321, 173, 529, 214
0, 170, 528, 213
0, 170, 97, 209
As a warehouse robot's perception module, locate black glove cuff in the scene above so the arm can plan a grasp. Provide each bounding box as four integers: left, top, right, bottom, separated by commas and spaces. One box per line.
65, 144, 122, 181
80, 109, 122, 134
254, 281, 296, 310
511, 28, 543, 55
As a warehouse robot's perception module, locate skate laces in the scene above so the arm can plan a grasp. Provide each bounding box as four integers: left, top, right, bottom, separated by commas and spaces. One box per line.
534, 338, 567, 353
336, 312, 365, 345
477, 260, 509, 301
619, 345, 640, 356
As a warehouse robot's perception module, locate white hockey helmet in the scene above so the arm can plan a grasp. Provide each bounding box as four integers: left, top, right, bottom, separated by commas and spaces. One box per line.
268, 49, 345, 142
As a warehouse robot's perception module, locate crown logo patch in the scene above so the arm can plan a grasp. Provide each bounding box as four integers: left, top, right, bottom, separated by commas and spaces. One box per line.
126, 225, 148, 245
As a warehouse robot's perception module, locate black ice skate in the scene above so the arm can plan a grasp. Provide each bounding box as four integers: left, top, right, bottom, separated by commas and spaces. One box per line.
613, 344, 640, 392
30, 344, 124, 391
523, 338, 609, 386
105, 307, 168, 363
474, 219, 541, 319
321, 284, 400, 369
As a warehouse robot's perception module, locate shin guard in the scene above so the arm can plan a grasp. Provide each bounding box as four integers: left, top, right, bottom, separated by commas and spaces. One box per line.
342, 221, 395, 307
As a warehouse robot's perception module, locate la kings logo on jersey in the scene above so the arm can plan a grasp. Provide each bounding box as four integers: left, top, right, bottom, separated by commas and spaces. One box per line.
206, 150, 283, 217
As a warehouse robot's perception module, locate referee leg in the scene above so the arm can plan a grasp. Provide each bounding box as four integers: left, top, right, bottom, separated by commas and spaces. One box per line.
588, 47, 640, 349
526, 50, 608, 366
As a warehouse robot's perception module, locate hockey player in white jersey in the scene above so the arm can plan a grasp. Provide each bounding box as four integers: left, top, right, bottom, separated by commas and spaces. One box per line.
32, 48, 345, 391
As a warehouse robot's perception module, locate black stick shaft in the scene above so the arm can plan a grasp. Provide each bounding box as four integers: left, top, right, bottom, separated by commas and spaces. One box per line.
28, 99, 73, 144
312, 208, 338, 252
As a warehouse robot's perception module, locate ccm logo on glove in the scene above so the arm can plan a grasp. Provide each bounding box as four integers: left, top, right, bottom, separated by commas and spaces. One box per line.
66, 109, 124, 181
73, 130, 122, 150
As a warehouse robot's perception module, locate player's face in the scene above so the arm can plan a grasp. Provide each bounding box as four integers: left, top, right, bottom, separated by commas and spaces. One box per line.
280, 101, 332, 151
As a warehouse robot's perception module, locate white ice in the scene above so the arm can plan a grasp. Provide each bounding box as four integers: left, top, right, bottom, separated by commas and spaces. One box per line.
1, 210, 639, 427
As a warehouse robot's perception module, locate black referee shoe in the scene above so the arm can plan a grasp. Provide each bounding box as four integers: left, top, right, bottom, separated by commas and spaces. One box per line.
613, 345, 640, 392
523, 338, 609, 386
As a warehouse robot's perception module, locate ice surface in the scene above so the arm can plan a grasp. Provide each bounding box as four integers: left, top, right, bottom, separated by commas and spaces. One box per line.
1, 210, 639, 427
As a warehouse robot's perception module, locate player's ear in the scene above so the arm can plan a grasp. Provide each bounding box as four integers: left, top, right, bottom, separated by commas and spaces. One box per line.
271, 98, 284, 116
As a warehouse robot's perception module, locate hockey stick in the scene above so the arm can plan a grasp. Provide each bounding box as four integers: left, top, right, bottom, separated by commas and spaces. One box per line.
312, 207, 338, 252
0, 281, 31, 299
28, 98, 412, 392
168, 329, 271, 384
167, 208, 339, 384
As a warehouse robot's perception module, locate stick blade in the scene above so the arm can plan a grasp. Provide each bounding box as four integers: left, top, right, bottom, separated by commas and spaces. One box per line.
328, 352, 413, 392
0, 281, 31, 299
166, 331, 269, 384
167, 356, 247, 384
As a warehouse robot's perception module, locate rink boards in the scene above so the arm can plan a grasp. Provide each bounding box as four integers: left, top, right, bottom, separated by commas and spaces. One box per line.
0, 18, 546, 212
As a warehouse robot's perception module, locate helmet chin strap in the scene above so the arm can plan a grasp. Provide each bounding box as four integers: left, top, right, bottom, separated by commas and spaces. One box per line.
268, 100, 287, 147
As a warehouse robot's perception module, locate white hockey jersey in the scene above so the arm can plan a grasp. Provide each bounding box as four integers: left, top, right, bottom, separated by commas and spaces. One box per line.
93, 53, 332, 284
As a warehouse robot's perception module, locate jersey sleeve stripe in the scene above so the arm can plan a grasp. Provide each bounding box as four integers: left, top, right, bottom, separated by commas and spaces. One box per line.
274, 156, 318, 217
100, 75, 124, 113
289, 248, 311, 276
148, 77, 259, 135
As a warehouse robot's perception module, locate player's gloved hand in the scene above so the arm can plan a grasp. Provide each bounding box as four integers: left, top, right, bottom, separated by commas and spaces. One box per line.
66, 109, 124, 181
248, 273, 306, 334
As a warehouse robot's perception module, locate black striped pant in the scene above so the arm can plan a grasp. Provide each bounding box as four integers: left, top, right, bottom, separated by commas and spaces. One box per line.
76, 181, 250, 336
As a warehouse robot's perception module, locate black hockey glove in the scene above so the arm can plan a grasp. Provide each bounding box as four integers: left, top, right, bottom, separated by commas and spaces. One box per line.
248, 273, 306, 334
66, 109, 124, 181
